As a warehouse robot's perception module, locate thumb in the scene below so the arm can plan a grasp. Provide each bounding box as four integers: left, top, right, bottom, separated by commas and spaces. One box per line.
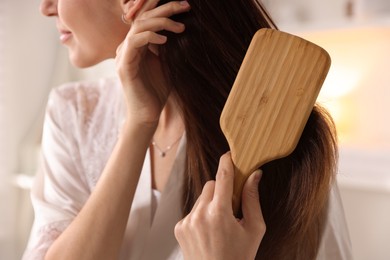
241, 169, 264, 227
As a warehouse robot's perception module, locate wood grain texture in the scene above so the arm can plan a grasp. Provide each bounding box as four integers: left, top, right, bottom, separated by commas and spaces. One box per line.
220, 29, 331, 215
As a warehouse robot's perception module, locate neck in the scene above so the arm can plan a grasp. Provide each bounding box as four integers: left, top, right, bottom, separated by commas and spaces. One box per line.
154, 94, 185, 145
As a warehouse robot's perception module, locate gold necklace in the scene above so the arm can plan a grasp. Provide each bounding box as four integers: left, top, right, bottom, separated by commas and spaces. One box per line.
151, 135, 182, 157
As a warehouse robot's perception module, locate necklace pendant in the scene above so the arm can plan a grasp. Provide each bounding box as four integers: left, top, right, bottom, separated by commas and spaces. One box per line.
152, 135, 182, 158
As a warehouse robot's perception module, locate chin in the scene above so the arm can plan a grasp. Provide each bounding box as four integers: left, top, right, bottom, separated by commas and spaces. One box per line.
69, 49, 111, 69
70, 55, 101, 68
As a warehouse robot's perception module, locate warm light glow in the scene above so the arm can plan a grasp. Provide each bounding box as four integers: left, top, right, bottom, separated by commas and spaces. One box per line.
321, 64, 361, 98
298, 27, 390, 145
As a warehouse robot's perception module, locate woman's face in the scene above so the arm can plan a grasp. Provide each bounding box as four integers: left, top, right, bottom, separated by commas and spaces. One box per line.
40, 0, 129, 68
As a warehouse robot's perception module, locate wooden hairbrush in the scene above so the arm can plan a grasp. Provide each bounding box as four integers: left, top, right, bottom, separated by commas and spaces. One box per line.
220, 29, 331, 215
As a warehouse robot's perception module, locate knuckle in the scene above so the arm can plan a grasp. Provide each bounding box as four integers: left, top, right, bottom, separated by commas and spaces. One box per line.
190, 211, 204, 226
217, 167, 230, 179
138, 13, 146, 20
208, 205, 225, 220
174, 221, 183, 237
145, 31, 153, 37
162, 18, 172, 28
144, 31, 156, 40
256, 221, 267, 236
162, 17, 170, 23
218, 153, 233, 172
203, 180, 215, 190
219, 153, 229, 163
132, 19, 142, 29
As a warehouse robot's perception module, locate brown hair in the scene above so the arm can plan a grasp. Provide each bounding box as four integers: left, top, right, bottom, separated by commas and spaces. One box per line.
158, 0, 338, 259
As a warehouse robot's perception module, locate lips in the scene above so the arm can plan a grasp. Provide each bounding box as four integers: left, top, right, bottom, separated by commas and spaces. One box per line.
59, 30, 72, 43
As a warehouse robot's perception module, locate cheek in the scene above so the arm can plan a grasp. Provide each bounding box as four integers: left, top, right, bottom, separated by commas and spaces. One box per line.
85, 4, 129, 52
58, 0, 130, 63
77, 17, 129, 64
58, 0, 83, 26
99, 18, 130, 54
100, 2, 130, 43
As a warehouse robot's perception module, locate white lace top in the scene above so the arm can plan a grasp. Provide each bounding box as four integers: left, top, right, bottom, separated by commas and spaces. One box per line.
23, 77, 353, 260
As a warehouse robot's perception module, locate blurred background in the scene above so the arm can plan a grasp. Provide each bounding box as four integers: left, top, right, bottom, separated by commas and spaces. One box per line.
1, 0, 389, 259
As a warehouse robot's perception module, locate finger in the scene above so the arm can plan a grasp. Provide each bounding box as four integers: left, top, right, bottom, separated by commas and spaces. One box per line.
190, 181, 215, 213
123, 0, 147, 23
141, 1, 191, 20
241, 170, 265, 230
148, 44, 159, 56
213, 152, 235, 210
189, 193, 202, 214
125, 31, 167, 50
136, 0, 160, 18
116, 32, 166, 76
131, 17, 185, 35
194, 180, 215, 211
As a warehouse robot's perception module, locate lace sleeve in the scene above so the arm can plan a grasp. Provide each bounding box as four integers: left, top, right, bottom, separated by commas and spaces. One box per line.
22, 220, 71, 260
22, 86, 91, 259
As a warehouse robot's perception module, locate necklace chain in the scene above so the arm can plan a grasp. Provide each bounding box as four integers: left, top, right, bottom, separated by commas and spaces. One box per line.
151, 135, 182, 157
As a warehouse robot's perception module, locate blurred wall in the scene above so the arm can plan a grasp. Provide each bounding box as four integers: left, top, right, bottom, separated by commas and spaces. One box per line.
0, 1, 12, 258
277, 1, 390, 258
1, 0, 63, 258
1, 0, 389, 259
0, 1, 115, 258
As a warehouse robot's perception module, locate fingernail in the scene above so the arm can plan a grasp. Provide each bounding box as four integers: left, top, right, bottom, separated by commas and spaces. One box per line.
158, 34, 167, 41
253, 170, 262, 184
180, 1, 190, 7
176, 22, 185, 29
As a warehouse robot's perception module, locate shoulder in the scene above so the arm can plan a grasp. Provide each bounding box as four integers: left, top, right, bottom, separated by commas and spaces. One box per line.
47, 77, 123, 129
49, 77, 121, 112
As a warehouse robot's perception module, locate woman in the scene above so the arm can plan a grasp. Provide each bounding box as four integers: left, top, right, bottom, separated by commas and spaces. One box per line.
23, 0, 352, 259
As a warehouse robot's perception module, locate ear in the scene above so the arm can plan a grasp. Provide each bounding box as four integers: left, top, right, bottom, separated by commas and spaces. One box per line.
123, 0, 146, 22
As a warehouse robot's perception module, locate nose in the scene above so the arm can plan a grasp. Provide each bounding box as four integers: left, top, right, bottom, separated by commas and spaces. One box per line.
40, 0, 57, 17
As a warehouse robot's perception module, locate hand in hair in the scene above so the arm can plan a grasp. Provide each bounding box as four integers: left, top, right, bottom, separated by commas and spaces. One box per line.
175, 152, 265, 260
116, 0, 191, 127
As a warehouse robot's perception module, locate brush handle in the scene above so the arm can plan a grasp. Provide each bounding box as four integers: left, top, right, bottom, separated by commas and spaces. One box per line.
231, 158, 255, 217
